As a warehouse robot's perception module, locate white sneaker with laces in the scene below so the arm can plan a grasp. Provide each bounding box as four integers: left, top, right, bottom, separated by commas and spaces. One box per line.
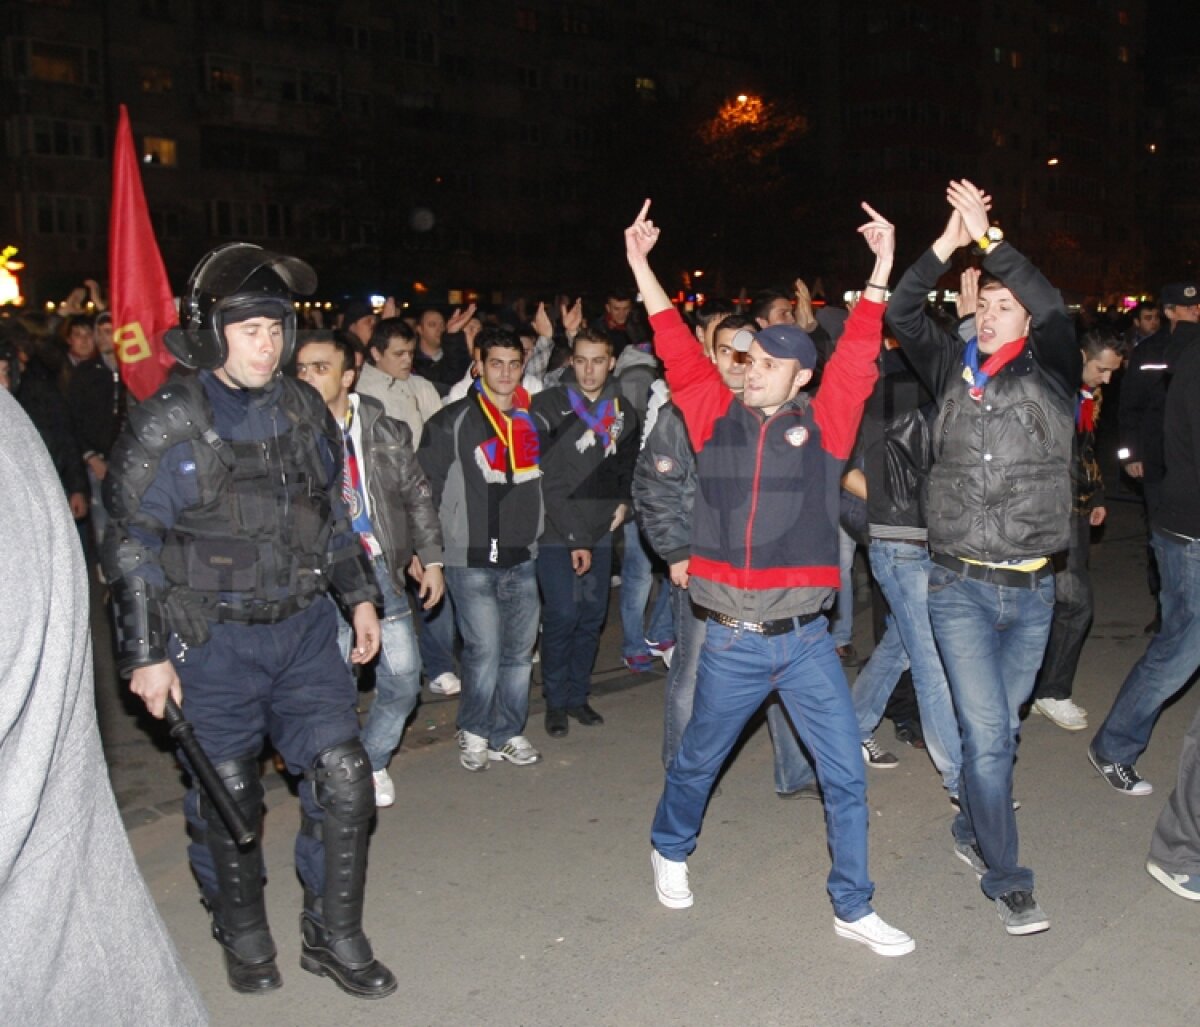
372, 768, 395, 807
488, 735, 542, 766
833, 912, 915, 957
429, 672, 461, 696
1032, 696, 1088, 731
457, 729, 489, 772
651, 850, 693, 909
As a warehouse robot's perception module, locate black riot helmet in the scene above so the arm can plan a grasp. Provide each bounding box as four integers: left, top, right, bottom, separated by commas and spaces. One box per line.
164, 242, 317, 370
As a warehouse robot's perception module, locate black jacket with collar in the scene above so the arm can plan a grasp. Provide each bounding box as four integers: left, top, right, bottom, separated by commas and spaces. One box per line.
532, 380, 639, 549
351, 395, 442, 592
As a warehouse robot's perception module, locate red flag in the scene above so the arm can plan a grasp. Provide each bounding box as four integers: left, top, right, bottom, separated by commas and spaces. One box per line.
108, 104, 176, 400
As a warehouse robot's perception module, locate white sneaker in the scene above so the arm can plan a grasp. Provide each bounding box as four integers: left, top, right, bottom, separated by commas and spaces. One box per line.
651, 850, 693, 909
372, 768, 395, 808
457, 729, 489, 772
488, 735, 542, 766
833, 912, 915, 957
1032, 696, 1088, 731
429, 672, 461, 696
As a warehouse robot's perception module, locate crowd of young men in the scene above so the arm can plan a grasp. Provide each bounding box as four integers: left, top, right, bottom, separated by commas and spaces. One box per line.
14, 176, 1188, 1000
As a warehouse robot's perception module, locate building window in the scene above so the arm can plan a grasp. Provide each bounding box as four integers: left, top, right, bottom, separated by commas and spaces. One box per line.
1117, 46, 1130, 64
518, 66, 542, 89
30, 118, 105, 159
140, 66, 174, 93
29, 41, 99, 85
635, 76, 657, 100
150, 208, 182, 240
34, 195, 94, 236
1009, 51, 1022, 70
399, 29, 437, 65
206, 54, 248, 94
516, 7, 538, 31
142, 136, 177, 167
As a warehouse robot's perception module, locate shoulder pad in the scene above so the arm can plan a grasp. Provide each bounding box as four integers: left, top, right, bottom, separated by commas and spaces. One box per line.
105, 376, 212, 519
127, 375, 212, 457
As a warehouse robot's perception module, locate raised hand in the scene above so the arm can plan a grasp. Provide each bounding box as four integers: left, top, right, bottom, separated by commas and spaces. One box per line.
957, 268, 981, 319
533, 301, 553, 339
624, 199, 660, 263
561, 297, 584, 335
947, 179, 993, 241
446, 302, 477, 334
857, 202, 896, 261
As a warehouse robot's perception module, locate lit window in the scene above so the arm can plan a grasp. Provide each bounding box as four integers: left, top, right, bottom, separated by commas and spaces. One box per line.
1117, 46, 1130, 64
1010, 51, 1022, 70
139, 66, 173, 93
142, 137, 177, 167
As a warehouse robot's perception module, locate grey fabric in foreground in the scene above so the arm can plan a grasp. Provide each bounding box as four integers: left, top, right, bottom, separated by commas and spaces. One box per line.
0, 388, 207, 1024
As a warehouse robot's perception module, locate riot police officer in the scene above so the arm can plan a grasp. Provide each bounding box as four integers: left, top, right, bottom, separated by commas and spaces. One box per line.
102, 244, 396, 998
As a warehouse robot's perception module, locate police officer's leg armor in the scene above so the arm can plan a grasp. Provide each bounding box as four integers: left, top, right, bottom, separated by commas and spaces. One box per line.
192, 757, 281, 993
298, 739, 397, 999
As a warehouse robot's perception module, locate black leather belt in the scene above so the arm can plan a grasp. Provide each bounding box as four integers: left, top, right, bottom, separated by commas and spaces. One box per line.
932, 553, 1051, 590
698, 607, 823, 636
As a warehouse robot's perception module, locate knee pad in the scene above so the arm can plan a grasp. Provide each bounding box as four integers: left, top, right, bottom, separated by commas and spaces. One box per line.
198, 756, 264, 839
311, 739, 374, 827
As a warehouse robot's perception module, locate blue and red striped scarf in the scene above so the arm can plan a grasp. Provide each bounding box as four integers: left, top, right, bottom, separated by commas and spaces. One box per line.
473, 378, 540, 484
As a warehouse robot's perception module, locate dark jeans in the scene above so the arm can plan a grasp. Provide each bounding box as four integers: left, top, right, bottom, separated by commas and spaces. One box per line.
1093, 531, 1200, 767
1034, 513, 1093, 702
173, 598, 359, 898
537, 537, 613, 710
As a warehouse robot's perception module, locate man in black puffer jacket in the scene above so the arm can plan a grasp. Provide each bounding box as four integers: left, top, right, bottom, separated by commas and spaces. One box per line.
887, 180, 1079, 939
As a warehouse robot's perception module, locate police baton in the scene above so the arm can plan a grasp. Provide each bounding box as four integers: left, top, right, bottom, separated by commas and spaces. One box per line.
163, 696, 257, 847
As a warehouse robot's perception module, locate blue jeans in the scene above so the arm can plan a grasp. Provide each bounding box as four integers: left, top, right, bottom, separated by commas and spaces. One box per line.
662, 585, 814, 793
445, 561, 540, 748
829, 527, 857, 648
1093, 532, 1200, 766
851, 541, 961, 795
338, 557, 422, 772
651, 616, 874, 921
537, 538, 613, 710
927, 561, 1055, 898
620, 520, 674, 658
412, 577, 457, 681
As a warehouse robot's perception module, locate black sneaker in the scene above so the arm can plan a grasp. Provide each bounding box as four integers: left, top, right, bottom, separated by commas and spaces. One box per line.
861, 736, 898, 769
995, 890, 1049, 935
1088, 745, 1153, 796
893, 719, 926, 749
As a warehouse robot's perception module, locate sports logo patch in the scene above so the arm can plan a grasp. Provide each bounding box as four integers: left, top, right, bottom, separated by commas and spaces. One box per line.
784, 426, 809, 448
655, 456, 674, 474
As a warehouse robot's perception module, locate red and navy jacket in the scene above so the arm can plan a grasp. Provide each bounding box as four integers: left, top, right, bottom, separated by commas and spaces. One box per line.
648, 300, 882, 596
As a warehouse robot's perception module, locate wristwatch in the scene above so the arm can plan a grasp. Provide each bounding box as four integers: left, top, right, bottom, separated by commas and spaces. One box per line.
977, 226, 1004, 252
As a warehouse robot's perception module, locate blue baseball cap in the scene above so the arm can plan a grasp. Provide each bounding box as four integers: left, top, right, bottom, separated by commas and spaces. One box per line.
731, 324, 817, 369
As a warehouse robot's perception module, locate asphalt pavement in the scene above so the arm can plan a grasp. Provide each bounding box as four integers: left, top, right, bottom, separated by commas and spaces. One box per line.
97, 497, 1200, 1026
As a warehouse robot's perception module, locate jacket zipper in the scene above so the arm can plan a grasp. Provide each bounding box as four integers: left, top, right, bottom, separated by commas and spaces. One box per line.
743, 415, 772, 572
